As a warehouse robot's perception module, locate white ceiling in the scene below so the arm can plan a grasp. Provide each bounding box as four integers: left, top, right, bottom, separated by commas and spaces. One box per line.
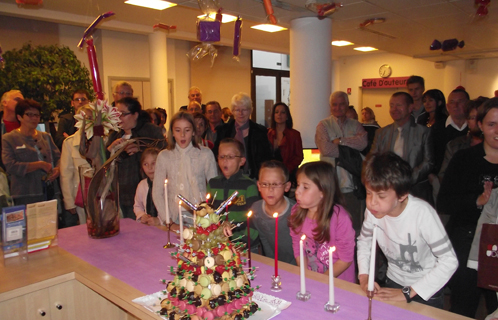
2, 0, 498, 62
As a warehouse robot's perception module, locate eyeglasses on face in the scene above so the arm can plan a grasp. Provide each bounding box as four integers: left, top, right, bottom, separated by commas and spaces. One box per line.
24, 112, 41, 118
258, 182, 287, 189
73, 98, 88, 102
119, 112, 132, 118
115, 91, 133, 96
218, 155, 242, 160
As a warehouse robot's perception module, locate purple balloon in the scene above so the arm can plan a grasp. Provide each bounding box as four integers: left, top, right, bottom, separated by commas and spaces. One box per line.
430, 39, 441, 51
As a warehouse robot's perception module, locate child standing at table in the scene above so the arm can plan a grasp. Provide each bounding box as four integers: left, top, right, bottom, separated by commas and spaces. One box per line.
207, 138, 260, 250
289, 161, 356, 282
152, 112, 217, 229
250, 160, 296, 265
133, 148, 160, 225
357, 152, 457, 308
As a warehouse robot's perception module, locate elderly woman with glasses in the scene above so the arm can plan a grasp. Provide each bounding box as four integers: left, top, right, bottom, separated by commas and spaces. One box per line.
2, 99, 61, 205
106, 97, 166, 219
214, 92, 272, 179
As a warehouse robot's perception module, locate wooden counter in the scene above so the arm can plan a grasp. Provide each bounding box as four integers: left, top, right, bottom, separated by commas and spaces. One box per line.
0, 222, 471, 320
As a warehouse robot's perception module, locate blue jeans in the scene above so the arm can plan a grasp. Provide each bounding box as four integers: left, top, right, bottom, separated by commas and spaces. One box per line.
384, 278, 444, 309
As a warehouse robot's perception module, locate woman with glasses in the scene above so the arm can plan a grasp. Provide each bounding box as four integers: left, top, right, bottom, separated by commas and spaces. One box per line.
106, 97, 166, 219
267, 102, 303, 185
214, 92, 272, 179
2, 99, 61, 205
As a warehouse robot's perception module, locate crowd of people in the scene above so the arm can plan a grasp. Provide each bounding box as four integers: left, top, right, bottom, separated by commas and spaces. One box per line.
1, 76, 497, 319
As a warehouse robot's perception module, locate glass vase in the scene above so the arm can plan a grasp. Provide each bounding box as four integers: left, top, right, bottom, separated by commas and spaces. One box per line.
79, 163, 120, 239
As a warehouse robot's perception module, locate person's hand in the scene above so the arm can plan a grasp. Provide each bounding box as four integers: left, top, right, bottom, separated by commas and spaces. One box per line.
68, 208, 77, 214
359, 274, 380, 294
124, 143, 140, 156
147, 217, 161, 226
39, 161, 52, 173
140, 214, 151, 224
63, 132, 69, 138
332, 138, 341, 145
376, 288, 407, 302
46, 167, 60, 182
169, 223, 180, 232
477, 181, 493, 207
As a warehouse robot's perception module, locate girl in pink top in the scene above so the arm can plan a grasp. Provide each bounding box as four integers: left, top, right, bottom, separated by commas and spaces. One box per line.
289, 161, 356, 283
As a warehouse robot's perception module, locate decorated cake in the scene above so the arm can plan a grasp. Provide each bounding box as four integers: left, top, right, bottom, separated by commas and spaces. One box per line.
159, 194, 259, 320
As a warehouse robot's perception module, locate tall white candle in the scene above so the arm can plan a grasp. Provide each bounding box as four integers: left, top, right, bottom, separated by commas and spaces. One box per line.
164, 180, 170, 224
300, 234, 306, 294
367, 225, 377, 292
179, 201, 183, 244
329, 246, 336, 305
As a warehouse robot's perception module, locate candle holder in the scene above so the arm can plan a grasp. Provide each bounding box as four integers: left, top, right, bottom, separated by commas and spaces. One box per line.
270, 275, 282, 292
366, 290, 374, 320
296, 291, 311, 301
163, 222, 174, 248
324, 301, 340, 313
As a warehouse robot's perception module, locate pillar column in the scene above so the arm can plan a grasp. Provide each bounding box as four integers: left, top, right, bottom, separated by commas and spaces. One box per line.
148, 31, 169, 112
290, 17, 332, 148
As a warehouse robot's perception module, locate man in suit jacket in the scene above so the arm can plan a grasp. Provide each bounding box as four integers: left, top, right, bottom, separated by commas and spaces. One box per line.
370, 92, 434, 204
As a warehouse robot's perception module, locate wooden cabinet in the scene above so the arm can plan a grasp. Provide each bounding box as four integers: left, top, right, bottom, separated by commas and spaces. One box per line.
0, 280, 139, 320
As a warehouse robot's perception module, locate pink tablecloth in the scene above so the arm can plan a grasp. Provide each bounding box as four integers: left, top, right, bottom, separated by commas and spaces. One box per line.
58, 219, 434, 320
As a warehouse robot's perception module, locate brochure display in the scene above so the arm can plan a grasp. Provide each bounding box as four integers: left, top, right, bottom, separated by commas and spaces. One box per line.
1, 205, 27, 259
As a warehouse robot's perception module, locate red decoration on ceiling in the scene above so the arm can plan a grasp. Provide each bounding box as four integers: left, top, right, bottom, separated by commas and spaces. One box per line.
16, 0, 43, 4
306, 2, 342, 19
475, 0, 490, 16
263, 0, 277, 24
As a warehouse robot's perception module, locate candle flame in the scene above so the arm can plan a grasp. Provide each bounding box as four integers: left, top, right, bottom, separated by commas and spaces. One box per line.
228, 201, 231, 205
329, 246, 336, 253
164, 179, 168, 184
300, 234, 306, 241
206, 193, 211, 200
179, 200, 182, 205
247, 211, 253, 218
273, 212, 278, 218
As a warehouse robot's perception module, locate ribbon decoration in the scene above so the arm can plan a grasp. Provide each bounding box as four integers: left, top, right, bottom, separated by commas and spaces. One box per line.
78, 12, 114, 100
153, 24, 177, 31
263, 0, 278, 24
233, 17, 242, 61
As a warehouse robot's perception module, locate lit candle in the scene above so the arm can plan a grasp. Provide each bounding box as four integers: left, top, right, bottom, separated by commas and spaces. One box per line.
164, 180, 170, 225
299, 234, 306, 294
179, 201, 183, 245
247, 211, 252, 268
367, 225, 377, 292
273, 212, 279, 277
329, 246, 336, 305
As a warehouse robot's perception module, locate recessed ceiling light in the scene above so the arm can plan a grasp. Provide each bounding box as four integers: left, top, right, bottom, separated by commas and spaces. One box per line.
197, 13, 238, 23
332, 40, 354, 46
124, 0, 177, 10
354, 46, 378, 52
251, 24, 288, 33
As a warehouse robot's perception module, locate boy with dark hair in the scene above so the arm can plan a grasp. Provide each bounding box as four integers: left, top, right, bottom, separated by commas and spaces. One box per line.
207, 138, 260, 249
406, 75, 426, 124
357, 152, 457, 309
250, 160, 296, 265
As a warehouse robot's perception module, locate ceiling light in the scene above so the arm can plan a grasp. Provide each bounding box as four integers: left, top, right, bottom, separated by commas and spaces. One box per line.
251, 24, 288, 33
332, 40, 354, 46
124, 0, 177, 10
354, 46, 378, 52
197, 13, 238, 23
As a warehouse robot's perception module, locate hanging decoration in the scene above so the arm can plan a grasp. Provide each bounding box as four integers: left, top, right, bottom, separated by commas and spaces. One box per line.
263, 0, 278, 24
475, 0, 490, 16
305, 1, 342, 19
15, 0, 43, 5
153, 24, 177, 31
187, 3, 222, 67
233, 16, 242, 61
430, 39, 465, 52
197, 0, 220, 15
78, 11, 114, 100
